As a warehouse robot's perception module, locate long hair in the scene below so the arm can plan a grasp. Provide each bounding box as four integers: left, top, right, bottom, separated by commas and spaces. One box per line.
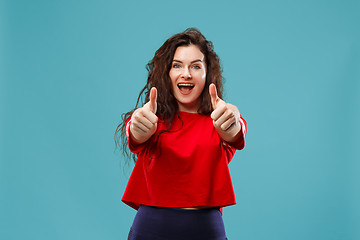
114, 28, 224, 164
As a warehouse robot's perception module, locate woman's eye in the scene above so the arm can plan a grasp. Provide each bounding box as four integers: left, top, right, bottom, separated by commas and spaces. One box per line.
192, 65, 201, 69
173, 64, 181, 68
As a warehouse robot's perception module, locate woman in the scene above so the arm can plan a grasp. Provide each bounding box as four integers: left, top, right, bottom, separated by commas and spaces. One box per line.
115, 28, 247, 240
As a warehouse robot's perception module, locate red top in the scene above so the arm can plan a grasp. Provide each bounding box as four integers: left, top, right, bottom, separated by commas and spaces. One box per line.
122, 111, 247, 213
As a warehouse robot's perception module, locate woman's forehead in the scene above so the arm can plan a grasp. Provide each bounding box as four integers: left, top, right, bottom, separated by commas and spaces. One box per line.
173, 45, 205, 62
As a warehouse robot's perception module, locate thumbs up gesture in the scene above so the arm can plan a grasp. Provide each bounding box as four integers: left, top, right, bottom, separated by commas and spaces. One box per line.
130, 87, 159, 144
209, 83, 242, 143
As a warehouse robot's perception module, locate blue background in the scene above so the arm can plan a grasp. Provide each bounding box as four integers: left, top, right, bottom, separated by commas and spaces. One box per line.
1, 0, 359, 239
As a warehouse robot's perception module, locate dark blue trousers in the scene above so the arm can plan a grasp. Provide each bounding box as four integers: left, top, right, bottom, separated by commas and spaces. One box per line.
128, 205, 228, 240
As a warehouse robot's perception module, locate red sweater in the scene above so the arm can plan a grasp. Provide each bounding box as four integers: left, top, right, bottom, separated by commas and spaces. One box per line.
122, 111, 247, 213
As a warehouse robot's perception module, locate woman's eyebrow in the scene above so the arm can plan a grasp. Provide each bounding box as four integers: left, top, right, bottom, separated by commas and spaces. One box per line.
172, 59, 203, 63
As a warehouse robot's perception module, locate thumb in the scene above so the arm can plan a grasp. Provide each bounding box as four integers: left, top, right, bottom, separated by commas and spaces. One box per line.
209, 83, 218, 109
149, 87, 157, 113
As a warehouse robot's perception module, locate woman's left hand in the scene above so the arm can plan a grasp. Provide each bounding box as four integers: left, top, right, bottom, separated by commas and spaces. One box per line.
209, 83, 242, 143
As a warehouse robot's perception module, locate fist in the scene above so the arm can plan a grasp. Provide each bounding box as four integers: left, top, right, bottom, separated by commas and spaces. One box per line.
209, 83, 242, 141
130, 87, 158, 144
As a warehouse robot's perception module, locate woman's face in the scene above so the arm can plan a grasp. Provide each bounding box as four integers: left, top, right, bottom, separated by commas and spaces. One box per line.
169, 44, 207, 113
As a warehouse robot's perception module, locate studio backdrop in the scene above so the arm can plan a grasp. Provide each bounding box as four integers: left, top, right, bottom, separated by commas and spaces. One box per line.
1, 0, 359, 239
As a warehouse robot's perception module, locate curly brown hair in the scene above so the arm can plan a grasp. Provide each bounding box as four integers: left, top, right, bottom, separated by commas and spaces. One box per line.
114, 28, 224, 163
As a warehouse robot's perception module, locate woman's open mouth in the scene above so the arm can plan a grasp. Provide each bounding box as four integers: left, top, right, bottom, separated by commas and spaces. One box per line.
177, 83, 194, 95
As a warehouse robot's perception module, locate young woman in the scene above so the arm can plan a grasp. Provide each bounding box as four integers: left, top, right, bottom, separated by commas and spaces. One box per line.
115, 28, 247, 240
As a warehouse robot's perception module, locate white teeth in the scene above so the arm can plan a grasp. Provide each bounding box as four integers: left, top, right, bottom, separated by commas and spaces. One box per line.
178, 83, 194, 87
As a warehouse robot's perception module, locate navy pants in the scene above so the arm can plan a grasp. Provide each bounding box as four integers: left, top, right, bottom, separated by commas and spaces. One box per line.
128, 205, 228, 240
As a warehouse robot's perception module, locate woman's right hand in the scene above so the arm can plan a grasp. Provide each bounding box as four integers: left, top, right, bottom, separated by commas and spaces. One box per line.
129, 87, 158, 144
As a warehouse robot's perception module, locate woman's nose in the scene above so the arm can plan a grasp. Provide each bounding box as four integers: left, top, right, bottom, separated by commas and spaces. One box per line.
181, 68, 192, 79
